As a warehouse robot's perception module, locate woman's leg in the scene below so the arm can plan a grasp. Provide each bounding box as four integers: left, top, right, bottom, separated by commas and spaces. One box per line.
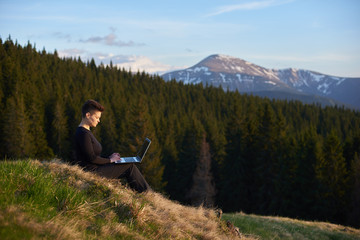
95, 163, 150, 193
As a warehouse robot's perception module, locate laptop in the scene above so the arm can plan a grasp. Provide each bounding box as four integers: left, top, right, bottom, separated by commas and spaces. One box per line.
115, 138, 151, 164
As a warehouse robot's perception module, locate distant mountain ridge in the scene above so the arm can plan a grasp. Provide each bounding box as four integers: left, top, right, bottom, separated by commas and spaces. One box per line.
162, 54, 360, 109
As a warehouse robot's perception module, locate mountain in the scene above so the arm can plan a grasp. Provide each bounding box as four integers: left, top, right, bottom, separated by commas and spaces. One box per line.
162, 54, 360, 109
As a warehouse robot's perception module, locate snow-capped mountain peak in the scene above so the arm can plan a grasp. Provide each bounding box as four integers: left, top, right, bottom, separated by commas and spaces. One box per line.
198, 54, 274, 77
161, 54, 360, 109
163, 54, 289, 91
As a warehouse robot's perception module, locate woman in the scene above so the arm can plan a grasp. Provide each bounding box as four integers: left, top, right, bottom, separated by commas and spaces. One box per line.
74, 99, 150, 193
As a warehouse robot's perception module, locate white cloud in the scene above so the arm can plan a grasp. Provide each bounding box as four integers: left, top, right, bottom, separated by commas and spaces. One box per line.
207, 0, 295, 16
113, 55, 184, 74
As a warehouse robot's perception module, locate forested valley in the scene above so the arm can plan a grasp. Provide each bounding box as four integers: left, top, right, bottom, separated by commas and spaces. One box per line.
1, 38, 359, 228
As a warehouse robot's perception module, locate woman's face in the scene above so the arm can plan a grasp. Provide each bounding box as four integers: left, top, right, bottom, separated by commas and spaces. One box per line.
86, 110, 102, 128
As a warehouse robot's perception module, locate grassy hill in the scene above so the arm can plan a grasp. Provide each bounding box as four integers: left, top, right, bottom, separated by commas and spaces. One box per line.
1, 159, 359, 240
223, 213, 360, 240
0, 159, 238, 240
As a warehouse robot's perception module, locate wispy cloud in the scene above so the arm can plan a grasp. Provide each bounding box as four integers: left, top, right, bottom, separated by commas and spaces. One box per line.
80, 30, 145, 47
207, 0, 295, 16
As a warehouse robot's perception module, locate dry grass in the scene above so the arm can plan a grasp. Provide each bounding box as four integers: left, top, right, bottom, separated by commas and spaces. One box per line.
46, 159, 242, 239
0, 159, 242, 239
141, 192, 222, 239
51, 159, 240, 239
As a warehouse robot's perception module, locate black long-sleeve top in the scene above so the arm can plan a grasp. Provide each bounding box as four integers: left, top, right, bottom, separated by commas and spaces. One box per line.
74, 126, 110, 170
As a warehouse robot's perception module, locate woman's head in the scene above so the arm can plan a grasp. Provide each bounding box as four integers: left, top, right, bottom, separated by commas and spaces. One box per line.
81, 99, 104, 128
82, 99, 104, 117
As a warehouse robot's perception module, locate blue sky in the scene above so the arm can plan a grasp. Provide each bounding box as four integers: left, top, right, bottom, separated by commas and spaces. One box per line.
1, 0, 359, 77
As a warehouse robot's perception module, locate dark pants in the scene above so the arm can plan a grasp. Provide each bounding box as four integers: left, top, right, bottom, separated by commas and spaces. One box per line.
94, 163, 150, 193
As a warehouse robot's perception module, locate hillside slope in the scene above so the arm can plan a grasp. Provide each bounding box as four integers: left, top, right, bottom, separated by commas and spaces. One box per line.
1, 160, 359, 240
0, 159, 239, 240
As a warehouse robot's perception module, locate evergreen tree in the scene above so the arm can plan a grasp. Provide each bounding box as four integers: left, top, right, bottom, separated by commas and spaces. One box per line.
268, 107, 294, 216
98, 99, 119, 156
348, 152, 360, 228
205, 116, 227, 186
51, 100, 70, 158
126, 98, 164, 191
186, 134, 216, 207
28, 95, 54, 158
315, 130, 349, 222
3, 94, 34, 158
162, 122, 179, 196
254, 102, 277, 214
289, 127, 321, 219
219, 100, 251, 212
174, 117, 204, 203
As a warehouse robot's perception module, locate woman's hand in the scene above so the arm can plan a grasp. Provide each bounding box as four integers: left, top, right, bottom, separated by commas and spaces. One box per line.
109, 153, 121, 163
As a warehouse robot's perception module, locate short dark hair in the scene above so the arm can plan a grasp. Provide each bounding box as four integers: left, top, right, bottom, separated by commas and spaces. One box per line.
81, 99, 104, 117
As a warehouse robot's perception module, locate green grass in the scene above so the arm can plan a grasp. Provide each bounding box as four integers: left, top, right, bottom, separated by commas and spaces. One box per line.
223, 212, 360, 240
1, 160, 84, 217
0, 159, 151, 239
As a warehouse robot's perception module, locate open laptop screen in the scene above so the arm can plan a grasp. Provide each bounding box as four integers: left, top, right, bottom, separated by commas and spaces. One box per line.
115, 138, 151, 164
137, 138, 151, 160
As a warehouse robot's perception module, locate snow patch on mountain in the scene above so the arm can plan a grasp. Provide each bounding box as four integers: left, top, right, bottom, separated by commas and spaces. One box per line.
236, 74, 242, 82
220, 73, 226, 82
193, 66, 209, 73
309, 72, 325, 82
265, 81, 277, 85
317, 82, 331, 94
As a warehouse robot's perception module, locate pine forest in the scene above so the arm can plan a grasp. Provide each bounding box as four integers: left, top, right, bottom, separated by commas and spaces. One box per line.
1, 38, 359, 228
